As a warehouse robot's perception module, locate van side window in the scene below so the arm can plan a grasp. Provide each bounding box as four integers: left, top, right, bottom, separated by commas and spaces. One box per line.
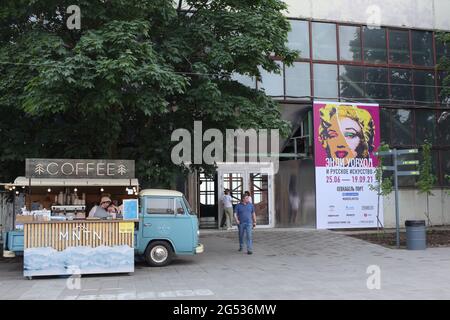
146, 198, 174, 215
175, 198, 185, 215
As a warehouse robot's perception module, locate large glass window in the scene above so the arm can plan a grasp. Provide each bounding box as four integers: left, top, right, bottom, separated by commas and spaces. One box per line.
199, 173, 215, 205
436, 38, 450, 63
389, 30, 410, 64
223, 173, 243, 205
365, 67, 388, 100
415, 110, 436, 144
259, 61, 284, 97
442, 151, 450, 186
339, 65, 364, 98
231, 73, 256, 89
312, 22, 337, 61
313, 63, 338, 98
390, 68, 412, 101
288, 20, 310, 59
411, 31, 434, 66
438, 111, 450, 145
391, 109, 413, 145
380, 108, 391, 145
438, 71, 450, 106
413, 70, 435, 103
250, 173, 269, 225
285, 62, 311, 99
363, 27, 387, 63
339, 25, 361, 61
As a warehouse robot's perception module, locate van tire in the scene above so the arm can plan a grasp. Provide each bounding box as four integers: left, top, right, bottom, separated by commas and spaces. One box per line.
144, 241, 173, 267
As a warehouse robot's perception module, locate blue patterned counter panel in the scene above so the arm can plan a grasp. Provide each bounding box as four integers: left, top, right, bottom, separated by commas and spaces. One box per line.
24, 245, 134, 277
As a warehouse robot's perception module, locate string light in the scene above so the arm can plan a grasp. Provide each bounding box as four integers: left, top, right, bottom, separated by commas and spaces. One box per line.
47, 188, 51, 193
100, 188, 104, 192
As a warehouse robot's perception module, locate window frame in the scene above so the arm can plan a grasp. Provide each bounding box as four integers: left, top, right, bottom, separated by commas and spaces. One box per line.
274, 18, 449, 186
145, 197, 176, 215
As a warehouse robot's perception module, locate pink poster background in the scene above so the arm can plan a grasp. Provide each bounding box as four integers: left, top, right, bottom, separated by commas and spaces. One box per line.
313, 101, 381, 167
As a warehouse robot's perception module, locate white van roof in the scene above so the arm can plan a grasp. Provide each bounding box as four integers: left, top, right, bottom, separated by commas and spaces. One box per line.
139, 189, 184, 197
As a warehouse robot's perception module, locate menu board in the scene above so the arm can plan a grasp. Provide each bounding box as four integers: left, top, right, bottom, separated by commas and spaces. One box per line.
122, 199, 139, 220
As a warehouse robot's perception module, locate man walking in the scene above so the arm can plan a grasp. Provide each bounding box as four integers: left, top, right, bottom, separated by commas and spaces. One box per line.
234, 195, 256, 254
222, 189, 234, 230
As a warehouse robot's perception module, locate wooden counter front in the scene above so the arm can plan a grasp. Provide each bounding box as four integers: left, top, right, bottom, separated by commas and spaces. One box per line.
24, 220, 135, 251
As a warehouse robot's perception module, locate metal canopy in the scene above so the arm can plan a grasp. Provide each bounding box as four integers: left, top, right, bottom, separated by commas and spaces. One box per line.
7, 176, 139, 188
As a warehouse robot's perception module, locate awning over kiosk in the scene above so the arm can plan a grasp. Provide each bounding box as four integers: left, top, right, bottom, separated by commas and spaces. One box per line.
6, 176, 139, 188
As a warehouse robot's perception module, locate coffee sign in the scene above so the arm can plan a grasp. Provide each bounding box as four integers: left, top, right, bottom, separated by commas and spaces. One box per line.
26, 159, 135, 179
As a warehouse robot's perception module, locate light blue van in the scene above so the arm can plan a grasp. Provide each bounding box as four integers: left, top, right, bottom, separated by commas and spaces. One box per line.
3, 189, 204, 267
135, 189, 203, 266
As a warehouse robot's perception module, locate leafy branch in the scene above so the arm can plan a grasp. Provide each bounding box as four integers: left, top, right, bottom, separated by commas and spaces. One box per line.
417, 141, 436, 226
369, 143, 393, 231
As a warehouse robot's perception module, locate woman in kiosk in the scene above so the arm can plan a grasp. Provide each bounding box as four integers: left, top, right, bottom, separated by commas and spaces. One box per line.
88, 196, 117, 219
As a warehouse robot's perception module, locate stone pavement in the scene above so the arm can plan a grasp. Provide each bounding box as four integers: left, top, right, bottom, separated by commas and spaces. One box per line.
1, 228, 450, 300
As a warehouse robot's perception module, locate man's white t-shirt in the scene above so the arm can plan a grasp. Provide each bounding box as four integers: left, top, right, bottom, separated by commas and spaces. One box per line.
223, 195, 233, 208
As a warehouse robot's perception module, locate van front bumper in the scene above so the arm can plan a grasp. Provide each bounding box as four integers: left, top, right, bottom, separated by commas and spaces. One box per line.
195, 243, 204, 254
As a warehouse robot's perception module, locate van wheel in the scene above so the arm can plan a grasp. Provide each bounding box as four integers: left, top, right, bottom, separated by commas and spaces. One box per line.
144, 241, 173, 267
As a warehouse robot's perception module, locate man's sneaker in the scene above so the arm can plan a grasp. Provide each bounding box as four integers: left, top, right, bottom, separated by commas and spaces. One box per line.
247, 251, 253, 255
238, 247, 243, 252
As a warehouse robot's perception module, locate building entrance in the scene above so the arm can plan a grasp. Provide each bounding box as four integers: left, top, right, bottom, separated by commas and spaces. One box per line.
217, 163, 274, 229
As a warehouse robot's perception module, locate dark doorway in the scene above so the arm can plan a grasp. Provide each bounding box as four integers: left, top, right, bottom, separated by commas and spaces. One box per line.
198, 173, 218, 229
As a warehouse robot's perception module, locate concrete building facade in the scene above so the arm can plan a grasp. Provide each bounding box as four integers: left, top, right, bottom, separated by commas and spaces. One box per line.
189, 0, 450, 229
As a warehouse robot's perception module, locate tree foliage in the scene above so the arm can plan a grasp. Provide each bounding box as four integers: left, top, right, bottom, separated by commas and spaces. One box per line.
0, 0, 297, 186
369, 143, 393, 197
417, 140, 437, 226
417, 141, 436, 196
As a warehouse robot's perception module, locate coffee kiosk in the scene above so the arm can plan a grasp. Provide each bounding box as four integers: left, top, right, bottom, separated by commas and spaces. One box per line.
4, 159, 139, 278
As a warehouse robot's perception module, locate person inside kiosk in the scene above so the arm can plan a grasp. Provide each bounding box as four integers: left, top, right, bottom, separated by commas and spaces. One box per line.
88, 196, 117, 219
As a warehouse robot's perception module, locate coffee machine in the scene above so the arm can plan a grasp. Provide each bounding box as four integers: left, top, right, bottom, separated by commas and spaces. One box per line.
51, 205, 86, 220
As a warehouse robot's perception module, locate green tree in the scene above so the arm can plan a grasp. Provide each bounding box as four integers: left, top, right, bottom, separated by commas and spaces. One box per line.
0, 0, 297, 187
417, 141, 437, 226
369, 143, 393, 231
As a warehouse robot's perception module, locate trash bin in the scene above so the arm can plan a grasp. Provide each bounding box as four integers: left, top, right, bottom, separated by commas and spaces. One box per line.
405, 220, 426, 250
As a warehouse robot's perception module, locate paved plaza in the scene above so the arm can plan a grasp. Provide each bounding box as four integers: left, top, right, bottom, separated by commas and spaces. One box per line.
1, 228, 450, 300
